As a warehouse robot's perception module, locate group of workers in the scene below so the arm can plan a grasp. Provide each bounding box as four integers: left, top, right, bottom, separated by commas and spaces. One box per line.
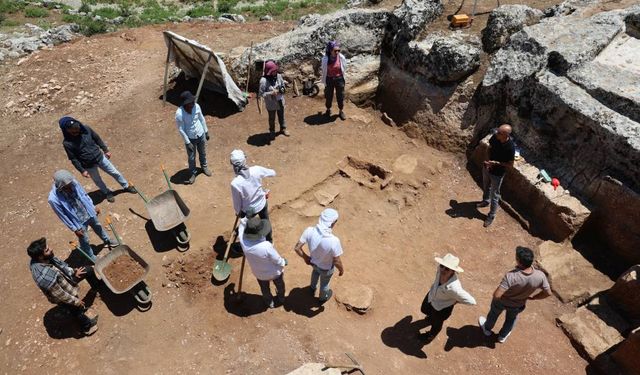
27, 39, 551, 352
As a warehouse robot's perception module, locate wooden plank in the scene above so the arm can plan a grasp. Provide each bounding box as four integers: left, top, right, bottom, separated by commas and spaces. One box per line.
195, 53, 213, 103
162, 40, 172, 105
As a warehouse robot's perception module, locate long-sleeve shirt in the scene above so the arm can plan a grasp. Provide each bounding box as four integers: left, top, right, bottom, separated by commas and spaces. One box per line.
30, 257, 81, 306
258, 74, 285, 112
48, 181, 97, 232
175, 103, 208, 144
230, 166, 276, 215
320, 53, 347, 85
427, 266, 476, 311
238, 218, 285, 280
62, 125, 108, 173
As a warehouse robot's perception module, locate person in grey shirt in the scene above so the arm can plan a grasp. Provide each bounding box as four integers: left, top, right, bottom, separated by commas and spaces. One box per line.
478, 246, 551, 343
259, 60, 290, 140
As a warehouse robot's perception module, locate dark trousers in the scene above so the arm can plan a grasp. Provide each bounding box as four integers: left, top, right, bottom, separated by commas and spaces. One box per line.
186, 135, 207, 176
325, 76, 345, 111
257, 273, 285, 305
421, 293, 454, 337
257, 202, 273, 243
60, 303, 93, 330
267, 100, 286, 133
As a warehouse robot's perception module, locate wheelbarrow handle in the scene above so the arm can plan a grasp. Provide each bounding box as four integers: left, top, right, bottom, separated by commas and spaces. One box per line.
132, 182, 149, 203
69, 241, 95, 265
161, 165, 173, 191
106, 215, 123, 246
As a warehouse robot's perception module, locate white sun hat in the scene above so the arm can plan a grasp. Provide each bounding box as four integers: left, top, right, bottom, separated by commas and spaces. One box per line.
434, 253, 464, 273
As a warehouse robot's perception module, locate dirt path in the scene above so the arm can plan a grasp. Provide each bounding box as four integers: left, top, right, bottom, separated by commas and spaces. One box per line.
0, 22, 586, 374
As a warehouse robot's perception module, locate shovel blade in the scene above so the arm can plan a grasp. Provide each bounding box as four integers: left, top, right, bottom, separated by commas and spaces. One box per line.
212, 260, 232, 281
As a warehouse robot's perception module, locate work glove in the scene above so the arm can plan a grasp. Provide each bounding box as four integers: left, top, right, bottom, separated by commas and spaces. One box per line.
205, 132, 210, 141
186, 143, 194, 152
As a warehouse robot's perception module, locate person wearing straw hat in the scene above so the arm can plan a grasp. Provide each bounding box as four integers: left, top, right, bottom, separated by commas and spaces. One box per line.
229, 149, 276, 242
175, 90, 211, 185
48, 170, 115, 261
238, 215, 287, 309
419, 253, 476, 342
259, 60, 290, 140
293, 208, 344, 302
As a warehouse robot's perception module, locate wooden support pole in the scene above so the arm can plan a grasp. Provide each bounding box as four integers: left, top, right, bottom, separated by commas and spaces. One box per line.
162, 41, 172, 105
195, 53, 213, 104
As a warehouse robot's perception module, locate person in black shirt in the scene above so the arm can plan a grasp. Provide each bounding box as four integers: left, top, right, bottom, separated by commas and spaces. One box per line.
477, 124, 515, 227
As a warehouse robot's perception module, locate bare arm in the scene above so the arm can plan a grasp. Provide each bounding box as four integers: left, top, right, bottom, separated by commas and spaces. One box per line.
333, 256, 344, 276
528, 289, 551, 301
293, 241, 310, 264
493, 286, 506, 300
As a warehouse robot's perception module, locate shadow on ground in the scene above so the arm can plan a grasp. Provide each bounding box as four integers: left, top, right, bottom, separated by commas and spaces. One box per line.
247, 132, 272, 147
303, 112, 337, 126
283, 286, 325, 318
162, 72, 240, 119
380, 315, 429, 359
445, 199, 487, 221
223, 283, 268, 317
128, 208, 176, 252
170, 168, 194, 185
443, 325, 496, 351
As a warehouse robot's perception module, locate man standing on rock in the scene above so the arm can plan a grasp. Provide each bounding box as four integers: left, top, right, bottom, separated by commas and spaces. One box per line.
477, 124, 515, 227
59, 116, 137, 203
48, 170, 115, 261
293, 208, 344, 303
175, 91, 211, 184
478, 246, 551, 343
238, 215, 287, 309
229, 149, 275, 242
28, 237, 98, 336
321, 41, 347, 121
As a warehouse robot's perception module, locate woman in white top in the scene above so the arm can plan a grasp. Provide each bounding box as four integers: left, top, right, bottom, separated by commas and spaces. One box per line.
419, 253, 476, 342
320, 40, 347, 120
229, 149, 276, 242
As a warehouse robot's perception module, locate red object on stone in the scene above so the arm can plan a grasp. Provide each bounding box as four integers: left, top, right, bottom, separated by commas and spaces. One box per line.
552, 178, 560, 190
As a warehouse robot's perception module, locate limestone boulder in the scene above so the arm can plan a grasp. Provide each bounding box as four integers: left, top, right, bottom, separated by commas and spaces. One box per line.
426, 37, 480, 82
607, 265, 640, 326
390, 0, 443, 42
287, 363, 341, 375
481, 4, 544, 53
335, 284, 374, 314
536, 241, 613, 303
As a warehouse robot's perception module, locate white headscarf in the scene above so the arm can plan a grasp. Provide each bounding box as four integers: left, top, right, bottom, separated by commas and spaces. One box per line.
230, 149, 250, 179
316, 208, 339, 236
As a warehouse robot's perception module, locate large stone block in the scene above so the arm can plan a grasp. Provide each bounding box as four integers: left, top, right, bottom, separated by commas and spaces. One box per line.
537, 241, 613, 303
482, 4, 544, 53
608, 265, 640, 326
611, 328, 640, 375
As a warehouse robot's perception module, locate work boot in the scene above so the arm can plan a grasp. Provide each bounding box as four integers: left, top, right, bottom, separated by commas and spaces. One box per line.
270, 131, 276, 140
82, 315, 99, 336
186, 174, 196, 185
105, 193, 115, 203
124, 185, 137, 194
483, 215, 494, 227
339, 110, 346, 121
202, 167, 212, 177
281, 129, 290, 137
325, 108, 332, 117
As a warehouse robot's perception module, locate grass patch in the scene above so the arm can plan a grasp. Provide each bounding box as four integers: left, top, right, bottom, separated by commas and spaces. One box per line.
78, 2, 92, 13
24, 6, 50, 18
238, 0, 346, 20
0, 0, 26, 14
1, 18, 21, 27
187, 3, 216, 18
63, 13, 110, 35
138, 0, 181, 24
217, 0, 240, 14
36, 19, 53, 29
94, 7, 120, 19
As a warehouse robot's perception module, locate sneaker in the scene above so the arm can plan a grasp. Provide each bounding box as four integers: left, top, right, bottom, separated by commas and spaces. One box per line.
186, 174, 196, 185
281, 129, 290, 137
476, 201, 489, 208
104, 238, 118, 248
270, 131, 276, 140
82, 316, 99, 336
202, 167, 212, 177
484, 215, 494, 227
105, 193, 115, 203
478, 316, 493, 336
319, 289, 333, 303
339, 110, 346, 121
497, 332, 511, 343
266, 300, 275, 309
124, 185, 137, 194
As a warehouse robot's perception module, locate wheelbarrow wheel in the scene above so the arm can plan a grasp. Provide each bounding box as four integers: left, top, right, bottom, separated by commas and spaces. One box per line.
175, 226, 190, 245
133, 284, 152, 306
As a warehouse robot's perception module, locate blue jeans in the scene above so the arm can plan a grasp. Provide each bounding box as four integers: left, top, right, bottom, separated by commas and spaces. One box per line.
186, 136, 207, 176
310, 264, 335, 301
79, 216, 111, 260
482, 167, 505, 218
87, 155, 129, 195
484, 299, 526, 338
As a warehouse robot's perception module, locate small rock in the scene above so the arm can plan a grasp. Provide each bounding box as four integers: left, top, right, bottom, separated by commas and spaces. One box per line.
335, 284, 374, 314
259, 15, 272, 21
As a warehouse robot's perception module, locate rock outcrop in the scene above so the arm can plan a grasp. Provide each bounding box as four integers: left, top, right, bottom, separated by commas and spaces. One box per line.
426, 37, 481, 82
0, 24, 79, 62
607, 265, 640, 326
482, 5, 544, 53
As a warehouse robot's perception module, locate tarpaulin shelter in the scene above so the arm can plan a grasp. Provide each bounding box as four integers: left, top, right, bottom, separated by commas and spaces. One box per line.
162, 31, 247, 110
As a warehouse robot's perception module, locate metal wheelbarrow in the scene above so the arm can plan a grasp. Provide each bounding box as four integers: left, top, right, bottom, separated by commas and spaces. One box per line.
72, 216, 152, 308
136, 166, 191, 251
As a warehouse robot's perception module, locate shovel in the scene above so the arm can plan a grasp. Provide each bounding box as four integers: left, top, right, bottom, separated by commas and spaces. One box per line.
212, 215, 239, 281
105, 215, 123, 246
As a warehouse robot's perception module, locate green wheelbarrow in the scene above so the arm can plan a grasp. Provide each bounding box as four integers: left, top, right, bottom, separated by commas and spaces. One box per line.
136, 166, 191, 251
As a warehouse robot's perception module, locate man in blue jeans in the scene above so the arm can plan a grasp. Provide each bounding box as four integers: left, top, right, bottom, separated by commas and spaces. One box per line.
175, 91, 211, 184
477, 124, 515, 227
48, 170, 115, 261
59, 116, 136, 203
478, 246, 551, 343
294, 208, 344, 303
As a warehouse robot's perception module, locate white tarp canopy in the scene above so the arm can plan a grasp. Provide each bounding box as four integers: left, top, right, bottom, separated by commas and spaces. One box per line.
163, 31, 247, 110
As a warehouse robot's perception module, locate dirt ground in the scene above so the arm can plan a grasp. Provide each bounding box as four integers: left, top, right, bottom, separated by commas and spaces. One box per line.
0, 20, 588, 375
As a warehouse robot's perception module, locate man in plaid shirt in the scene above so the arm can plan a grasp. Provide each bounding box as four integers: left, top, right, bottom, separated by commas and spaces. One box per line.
28, 238, 98, 335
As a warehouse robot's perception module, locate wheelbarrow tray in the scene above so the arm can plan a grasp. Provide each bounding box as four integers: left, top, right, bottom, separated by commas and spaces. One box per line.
94, 245, 150, 294
145, 190, 190, 231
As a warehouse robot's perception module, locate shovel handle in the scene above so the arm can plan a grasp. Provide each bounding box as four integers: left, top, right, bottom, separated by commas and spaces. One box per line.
107, 215, 122, 246
161, 165, 173, 190
222, 215, 240, 262
132, 182, 149, 203
69, 241, 95, 265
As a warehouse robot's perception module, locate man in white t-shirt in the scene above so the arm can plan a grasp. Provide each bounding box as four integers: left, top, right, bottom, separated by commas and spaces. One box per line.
238, 215, 287, 308
229, 149, 276, 242
294, 208, 344, 302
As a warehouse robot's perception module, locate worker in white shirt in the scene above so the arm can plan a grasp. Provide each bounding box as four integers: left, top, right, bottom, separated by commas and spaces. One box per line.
419, 253, 476, 342
238, 215, 287, 309
176, 91, 210, 185
294, 208, 344, 303
229, 149, 275, 242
